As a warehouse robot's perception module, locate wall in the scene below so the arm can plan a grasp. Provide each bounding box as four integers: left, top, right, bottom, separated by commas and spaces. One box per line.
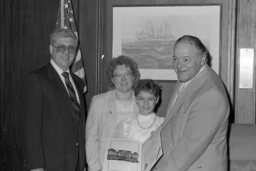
87, 0, 236, 117
80, 0, 101, 108
235, 0, 256, 123
1, 0, 256, 170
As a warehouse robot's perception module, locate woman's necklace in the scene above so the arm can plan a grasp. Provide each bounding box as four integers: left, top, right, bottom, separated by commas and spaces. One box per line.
115, 91, 133, 101
137, 114, 156, 129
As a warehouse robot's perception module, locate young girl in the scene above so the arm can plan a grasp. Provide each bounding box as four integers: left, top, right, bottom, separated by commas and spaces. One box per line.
114, 79, 164, 143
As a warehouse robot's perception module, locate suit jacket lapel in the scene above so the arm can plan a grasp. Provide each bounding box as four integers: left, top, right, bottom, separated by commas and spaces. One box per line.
162, 66, 210, 128
106, 91, 118, 131
47, 63, 82, 121
47, 63, 68, 98
163, 82, 182, 127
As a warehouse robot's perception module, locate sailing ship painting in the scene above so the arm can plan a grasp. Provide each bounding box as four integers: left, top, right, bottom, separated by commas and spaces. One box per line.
113, 6, 220, 79
122, 20, 176, 70
136, 21, 175, 41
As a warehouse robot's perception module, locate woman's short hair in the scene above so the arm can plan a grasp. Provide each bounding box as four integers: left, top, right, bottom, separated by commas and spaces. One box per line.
134, 79, 161, 99
50, 28, 78, 45
106, 55, 140, 89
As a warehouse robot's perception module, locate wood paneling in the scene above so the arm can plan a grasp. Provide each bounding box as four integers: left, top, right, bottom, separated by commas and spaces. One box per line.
2, 0, 256, 170
80, 0, 102, 107
235, 0, 256, 123
1, 0, 60, 170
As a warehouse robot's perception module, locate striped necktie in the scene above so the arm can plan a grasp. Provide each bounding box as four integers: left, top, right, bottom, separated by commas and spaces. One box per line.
62, 72, 81, 120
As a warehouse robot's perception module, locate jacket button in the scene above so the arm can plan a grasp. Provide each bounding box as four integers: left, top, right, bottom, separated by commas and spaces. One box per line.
75, 142, 79, 146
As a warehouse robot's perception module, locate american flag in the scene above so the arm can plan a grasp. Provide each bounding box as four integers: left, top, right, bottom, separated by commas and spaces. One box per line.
56, 0, 87, 93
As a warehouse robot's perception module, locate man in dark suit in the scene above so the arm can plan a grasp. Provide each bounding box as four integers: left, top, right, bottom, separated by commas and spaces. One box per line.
22, 28, 86, 171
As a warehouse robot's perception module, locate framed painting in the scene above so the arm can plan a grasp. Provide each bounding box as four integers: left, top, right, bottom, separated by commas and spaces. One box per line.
112, 5, 220, 80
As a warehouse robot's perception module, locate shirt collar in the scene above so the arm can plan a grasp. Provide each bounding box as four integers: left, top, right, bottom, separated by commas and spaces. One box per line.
138, 113, 155, 120
50, 59, 70, 76
181, 64, 206, 88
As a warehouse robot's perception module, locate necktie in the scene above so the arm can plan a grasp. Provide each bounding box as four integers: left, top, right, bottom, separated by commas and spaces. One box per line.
62, 72, 81, 120
176, 83, 185, 100
169, 83, 185, 110
164, 83, 185, 124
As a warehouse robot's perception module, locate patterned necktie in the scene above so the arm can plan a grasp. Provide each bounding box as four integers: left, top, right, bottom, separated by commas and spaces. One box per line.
62, 72, 81, 120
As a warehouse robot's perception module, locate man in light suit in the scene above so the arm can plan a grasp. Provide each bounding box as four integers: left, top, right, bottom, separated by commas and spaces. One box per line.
154, 35, 230, 171
22, 28, 86, 171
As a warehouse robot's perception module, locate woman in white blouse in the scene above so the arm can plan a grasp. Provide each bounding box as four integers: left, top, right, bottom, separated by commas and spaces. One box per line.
86, 56, 140, 171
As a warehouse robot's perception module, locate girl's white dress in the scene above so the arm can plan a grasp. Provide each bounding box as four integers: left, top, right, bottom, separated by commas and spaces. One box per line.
114, 113, 164, 143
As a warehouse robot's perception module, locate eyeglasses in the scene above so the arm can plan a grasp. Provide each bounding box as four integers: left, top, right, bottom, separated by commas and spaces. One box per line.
52, 44, 77, 54
113, 72, 133, 80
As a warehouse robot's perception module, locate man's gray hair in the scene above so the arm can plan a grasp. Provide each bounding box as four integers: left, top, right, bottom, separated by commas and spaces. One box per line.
50, 28, 78, 45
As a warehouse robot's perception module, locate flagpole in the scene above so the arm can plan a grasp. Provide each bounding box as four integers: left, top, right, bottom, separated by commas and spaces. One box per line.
60, 0, 64, 28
